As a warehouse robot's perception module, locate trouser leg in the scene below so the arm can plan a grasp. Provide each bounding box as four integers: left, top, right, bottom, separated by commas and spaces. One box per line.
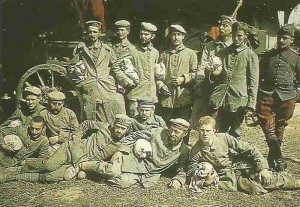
140, 173, 161, 188
190, 95, 211, 129
263, 171, 300, 190
218, 169, 238, 191
274, 98, 296, 140
228, 108, 245, 139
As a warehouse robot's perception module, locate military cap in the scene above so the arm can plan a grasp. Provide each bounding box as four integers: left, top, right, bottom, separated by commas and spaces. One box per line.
134, 139, 152, 153
115, 20, 130, 27
170, 24, 186, 34
218, 15, 236, 25
23, 86, 41, 96
115, 114, 132, 127
278, 24, 295, 37
3, 134, 23, 151
232, 21, 249, 33
85, 20, 102, 29
48, 91, 66, 101
141, 22, 157, 32
137, 99, 155, 108
170, 118, 190, 130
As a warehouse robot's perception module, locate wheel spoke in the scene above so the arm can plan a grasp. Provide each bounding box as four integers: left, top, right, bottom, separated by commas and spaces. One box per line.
36, 71, 45, 87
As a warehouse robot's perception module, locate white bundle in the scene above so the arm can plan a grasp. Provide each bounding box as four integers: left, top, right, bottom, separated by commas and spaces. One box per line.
121, 58, 140, 85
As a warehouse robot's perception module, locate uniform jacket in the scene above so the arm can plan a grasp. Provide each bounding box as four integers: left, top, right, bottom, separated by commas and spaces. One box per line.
40, 107, 79, 143
72, 41, 129, 102
158, 45, 198, 108
127, 44, 159, 102
259, 48, 300, 101
209, 44, 259, 112
189, 133, 268, 173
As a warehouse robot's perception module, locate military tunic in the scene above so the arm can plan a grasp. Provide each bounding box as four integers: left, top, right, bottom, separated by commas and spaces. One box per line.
40, 107, 79, 144
190, 38, 232, 129
72, 40, 127, 123
209, 44, 259, 137
126, 44, 159, 116
157, 45, 198, 121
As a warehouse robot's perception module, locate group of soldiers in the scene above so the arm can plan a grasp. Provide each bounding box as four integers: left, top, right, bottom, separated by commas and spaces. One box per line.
1, 14, 300, 194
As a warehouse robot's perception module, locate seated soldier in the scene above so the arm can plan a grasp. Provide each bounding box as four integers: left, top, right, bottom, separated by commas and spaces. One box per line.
18, 114, 134, 182
1, 86, 44, 128
81, 118, 190, 188
0, 116, 49, 182
189, 116, 300, 194
80, 139, 153, 181
132, 100, 166, 129
40, 91, 79, 154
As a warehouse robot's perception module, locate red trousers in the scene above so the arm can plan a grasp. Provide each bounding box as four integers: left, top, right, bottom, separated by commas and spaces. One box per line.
257, 93, 296, 141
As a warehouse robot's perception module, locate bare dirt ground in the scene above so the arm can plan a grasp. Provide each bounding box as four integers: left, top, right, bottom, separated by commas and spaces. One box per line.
1, 105, 300, 207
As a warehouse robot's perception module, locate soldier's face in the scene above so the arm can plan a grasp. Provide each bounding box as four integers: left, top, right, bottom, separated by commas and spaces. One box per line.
137, 106, 154, 120
219, 23, 232, 37
25, 95, 40, 111
170, 31, 184, 47
232, 30, 247, 47
113, 123, 129, 139
87, 26, 101, 43
277, 35, 294, 49
139, 30, 155, 45
28, 122, 45, 140
49, 100, 64, 114
116, 27, 130, 40
198, 124, 216, 145
169, 126, 187, 146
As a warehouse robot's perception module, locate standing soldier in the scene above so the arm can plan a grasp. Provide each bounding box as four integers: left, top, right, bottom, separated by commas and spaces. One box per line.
71, 20, 126, 123
190, 15, 236, 129
1, 86, 44, 128
126, 22, 160, 116
158, 25, 198, 122
209, 22, 259, 139
112, 20, 135, 59
40, 91, 79, 153
257, 24, 300, 172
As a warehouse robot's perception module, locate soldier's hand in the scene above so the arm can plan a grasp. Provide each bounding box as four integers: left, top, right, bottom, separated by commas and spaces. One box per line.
258, 169, 273, 186
171, 77, 185, 86
8, 119, 22, 128
168, 179, 182, 189
49, 136, 59, 145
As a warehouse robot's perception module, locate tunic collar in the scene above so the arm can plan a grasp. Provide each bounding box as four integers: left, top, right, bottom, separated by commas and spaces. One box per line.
170, 44, 186, 54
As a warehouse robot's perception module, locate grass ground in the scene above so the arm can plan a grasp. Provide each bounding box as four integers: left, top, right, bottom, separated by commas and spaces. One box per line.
1, 108, 300, 207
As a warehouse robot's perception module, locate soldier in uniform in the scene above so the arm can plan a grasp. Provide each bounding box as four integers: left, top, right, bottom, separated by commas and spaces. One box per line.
190, 15, 235, 129
157, 25, 198, 122
90, 118, 190, 188
40, 91, 79, 153
112, 20, 135, 59
20, 114, 134, 181
132, 100, 166, 129
209, 22, 259, 138
1, 86, 44, 128
257, 24, 300, 172
125, 22, 160, 116
190, 116, 300, 194
71, 20, 126, 123
0, 116, 49, 182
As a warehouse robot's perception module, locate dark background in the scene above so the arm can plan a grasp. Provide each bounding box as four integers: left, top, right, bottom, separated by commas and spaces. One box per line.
1, 0, 299, 121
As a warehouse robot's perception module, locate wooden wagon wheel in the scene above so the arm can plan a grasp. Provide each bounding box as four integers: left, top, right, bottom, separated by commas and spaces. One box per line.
16, 64, 84, 122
